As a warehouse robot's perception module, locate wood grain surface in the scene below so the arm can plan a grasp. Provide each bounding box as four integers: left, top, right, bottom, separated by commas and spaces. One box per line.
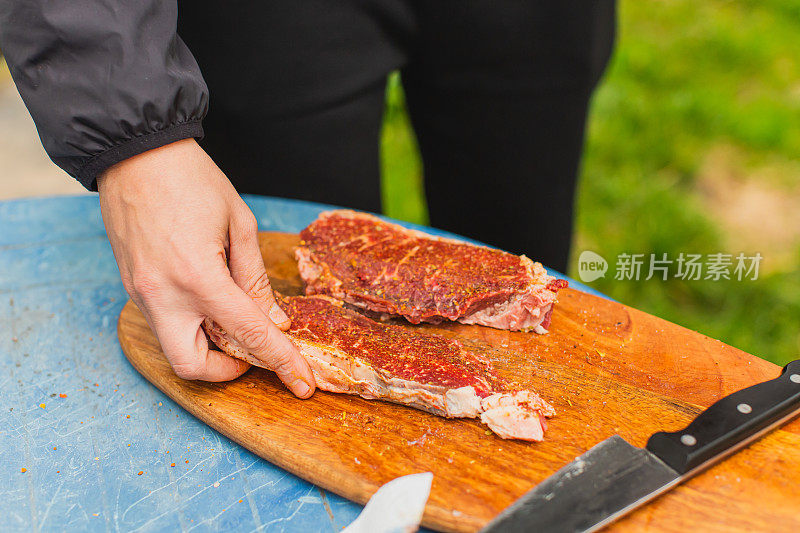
118, 232, 800, 532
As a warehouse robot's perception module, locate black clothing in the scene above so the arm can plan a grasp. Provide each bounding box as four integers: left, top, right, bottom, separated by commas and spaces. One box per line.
0, 1, 208, 189
181, 1, 615, 271
1, 1, 615, 271
403, 3, 615, 271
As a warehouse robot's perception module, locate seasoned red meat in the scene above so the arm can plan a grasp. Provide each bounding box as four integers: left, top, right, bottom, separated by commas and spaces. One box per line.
203, 294, 555, 441
295, 210, 567, 333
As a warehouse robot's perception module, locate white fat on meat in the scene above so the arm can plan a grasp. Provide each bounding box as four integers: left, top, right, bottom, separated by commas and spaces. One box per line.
457, 259, 558, 332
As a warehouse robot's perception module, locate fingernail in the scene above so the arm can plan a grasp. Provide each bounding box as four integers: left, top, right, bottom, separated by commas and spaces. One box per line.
269, 304, 291, 330
292, 379, 312, 398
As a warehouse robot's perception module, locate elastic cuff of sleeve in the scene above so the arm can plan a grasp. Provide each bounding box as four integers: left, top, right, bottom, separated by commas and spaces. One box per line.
77, 120, 205, 191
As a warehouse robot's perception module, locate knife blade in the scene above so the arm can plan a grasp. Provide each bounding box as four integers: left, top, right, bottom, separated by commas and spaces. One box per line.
481, 359, 800, 533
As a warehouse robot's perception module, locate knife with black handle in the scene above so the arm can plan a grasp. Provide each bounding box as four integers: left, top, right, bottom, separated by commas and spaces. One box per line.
647, 359, 800, 475
481, 359, 800, 533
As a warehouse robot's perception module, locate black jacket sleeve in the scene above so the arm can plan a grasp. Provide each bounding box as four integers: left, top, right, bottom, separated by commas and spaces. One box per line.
0, 1, 208, 190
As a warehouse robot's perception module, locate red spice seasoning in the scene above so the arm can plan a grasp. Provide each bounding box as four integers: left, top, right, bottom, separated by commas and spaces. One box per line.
299, 214, 531, 322
282, 296, 498, 394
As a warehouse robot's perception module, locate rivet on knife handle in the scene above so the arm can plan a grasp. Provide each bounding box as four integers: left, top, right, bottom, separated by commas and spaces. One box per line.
646, 359, 800, 474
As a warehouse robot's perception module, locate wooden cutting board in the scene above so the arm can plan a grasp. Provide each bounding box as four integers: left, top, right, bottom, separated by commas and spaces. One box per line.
118, 232, 800, 532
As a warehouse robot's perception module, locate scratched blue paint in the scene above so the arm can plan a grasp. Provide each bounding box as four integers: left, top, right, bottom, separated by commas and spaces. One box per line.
0, 194, 603, 532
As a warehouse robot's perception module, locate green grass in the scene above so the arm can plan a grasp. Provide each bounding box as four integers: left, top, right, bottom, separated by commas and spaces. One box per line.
380, 0, 800, 366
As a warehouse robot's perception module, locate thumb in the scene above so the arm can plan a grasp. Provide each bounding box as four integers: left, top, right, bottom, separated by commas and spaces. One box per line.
228, 210, 290, 330
201, 277, 316, 398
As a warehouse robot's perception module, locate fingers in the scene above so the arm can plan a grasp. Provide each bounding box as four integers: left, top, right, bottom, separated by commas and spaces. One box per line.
228, 209, 291, 330
98, 143, 298, 388
201, 276, 316, 398
152, 312, 251, 382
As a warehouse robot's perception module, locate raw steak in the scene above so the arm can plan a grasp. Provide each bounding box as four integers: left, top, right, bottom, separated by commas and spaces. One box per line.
295, 210, 568, 333
203, 294, 555, 441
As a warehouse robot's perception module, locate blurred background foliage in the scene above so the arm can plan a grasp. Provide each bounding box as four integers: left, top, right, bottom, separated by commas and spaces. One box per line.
380, 0, 800, 366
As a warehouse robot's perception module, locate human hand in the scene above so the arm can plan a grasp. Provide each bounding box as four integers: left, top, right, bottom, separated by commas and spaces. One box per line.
98, 139, 315, 397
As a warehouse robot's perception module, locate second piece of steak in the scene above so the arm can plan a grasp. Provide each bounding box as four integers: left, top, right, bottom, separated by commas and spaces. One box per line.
296, 210, 567, 333
204, 294, 555, 441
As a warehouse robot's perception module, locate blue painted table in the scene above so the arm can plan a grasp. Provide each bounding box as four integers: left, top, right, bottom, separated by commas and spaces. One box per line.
0, 195, 600, 532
